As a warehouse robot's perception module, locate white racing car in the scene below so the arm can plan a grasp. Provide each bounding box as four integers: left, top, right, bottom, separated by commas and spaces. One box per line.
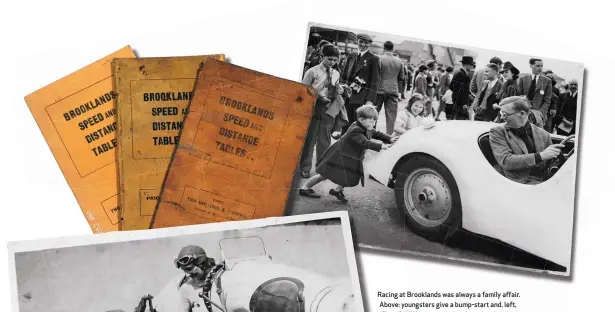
141, 236, 357, 312
363, 120, 577, 273
213, 236, 357, 312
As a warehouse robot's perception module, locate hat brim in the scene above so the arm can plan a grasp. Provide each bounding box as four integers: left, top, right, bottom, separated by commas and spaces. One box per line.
501, 67, 520, 75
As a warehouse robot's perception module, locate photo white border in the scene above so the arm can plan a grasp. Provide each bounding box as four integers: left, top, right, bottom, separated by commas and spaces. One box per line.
7, 211, 364, 312
297, 22, 585, 277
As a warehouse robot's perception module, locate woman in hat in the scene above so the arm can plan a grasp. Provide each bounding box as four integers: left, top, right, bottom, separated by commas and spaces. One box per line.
492, 61, 522, 123
498, 61, 520, 100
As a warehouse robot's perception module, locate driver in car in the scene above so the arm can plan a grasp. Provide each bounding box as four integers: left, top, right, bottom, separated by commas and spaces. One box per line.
490, 96, 564, 184
135, 245, 223, 312
174, 245, 224, 312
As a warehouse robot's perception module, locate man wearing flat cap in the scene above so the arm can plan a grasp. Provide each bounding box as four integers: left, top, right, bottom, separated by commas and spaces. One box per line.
340, 33, 381, 133
448, 56, 475, 120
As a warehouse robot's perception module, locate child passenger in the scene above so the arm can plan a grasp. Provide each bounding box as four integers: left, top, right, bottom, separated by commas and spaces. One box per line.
298, 105, 398, 203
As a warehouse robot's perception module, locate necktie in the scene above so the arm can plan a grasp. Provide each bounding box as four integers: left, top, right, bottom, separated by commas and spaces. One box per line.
528, 75, 537, 101
326, 67, 334, 100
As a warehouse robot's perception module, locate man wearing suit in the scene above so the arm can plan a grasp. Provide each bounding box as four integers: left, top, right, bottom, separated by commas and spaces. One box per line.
490, 96, 563, 184
340, 33, 380, 133
470, 56, 503, 98
435, 66, 454, 119
472, 63, 503, 122
555, 79, 579, 136
375, 41, 405, 134
448, 56, 474, 120
517, 58, 552, 128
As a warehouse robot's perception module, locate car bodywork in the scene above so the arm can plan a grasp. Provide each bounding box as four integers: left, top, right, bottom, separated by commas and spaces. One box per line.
216, 236, 356, 312
363, 120, 577, 271
149, 236, 357, 312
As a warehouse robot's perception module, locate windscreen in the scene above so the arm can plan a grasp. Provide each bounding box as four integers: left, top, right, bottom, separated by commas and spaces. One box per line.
219, 236, 267, 260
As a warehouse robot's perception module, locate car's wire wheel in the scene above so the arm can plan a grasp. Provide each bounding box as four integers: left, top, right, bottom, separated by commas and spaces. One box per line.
404, 168, 453, 227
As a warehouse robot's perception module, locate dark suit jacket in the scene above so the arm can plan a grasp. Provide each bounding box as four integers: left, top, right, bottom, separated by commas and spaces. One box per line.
498, 78, 519, 100
490, 123, 552, 184
449, 68, 472, 118
558, 91, 578, 121
341, 50, 380, 105
472, 80, 502, 109
549, 87, 560, 112
517, 74, 552, 117
472, 80, 503, 121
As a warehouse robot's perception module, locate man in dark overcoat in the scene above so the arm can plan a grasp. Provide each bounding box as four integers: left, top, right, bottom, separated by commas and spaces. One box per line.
448, 56, 475, 120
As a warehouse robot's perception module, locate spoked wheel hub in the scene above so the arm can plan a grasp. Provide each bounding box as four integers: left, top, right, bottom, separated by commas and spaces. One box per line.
404, 168, 452, 227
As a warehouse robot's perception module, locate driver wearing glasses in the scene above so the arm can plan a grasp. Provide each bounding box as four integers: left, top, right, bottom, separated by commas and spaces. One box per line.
489, 96, 564, 184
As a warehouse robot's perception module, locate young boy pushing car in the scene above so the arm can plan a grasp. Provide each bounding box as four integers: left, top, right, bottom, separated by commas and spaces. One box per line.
299, 105, 398, 203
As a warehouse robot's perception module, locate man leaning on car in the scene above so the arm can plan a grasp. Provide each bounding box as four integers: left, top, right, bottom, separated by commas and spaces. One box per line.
490, 96, 564, 184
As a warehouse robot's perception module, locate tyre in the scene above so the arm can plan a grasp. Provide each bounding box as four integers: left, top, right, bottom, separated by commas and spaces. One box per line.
394, 154, 462, 242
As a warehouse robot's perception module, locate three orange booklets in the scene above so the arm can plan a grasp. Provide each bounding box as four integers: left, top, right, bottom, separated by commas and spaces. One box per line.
25, 47, 316, 232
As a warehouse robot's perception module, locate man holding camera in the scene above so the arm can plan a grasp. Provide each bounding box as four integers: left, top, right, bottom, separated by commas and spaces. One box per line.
340, 33, 380, 134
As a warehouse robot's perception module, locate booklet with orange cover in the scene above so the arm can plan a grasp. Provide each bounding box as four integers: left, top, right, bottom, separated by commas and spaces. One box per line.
113, 55, 225, 230
150, 58, 317, 229
24, 46, 136, 233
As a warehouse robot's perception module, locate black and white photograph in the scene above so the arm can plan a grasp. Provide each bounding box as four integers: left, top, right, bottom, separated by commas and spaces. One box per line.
288, 22, 584, 276
7, 212, 363, 312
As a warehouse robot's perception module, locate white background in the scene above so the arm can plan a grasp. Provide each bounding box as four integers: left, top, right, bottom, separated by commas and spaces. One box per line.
0, 0, 613, 311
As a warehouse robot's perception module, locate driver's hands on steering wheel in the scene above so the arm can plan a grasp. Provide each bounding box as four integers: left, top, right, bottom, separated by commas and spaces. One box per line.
540, 144, 565, 160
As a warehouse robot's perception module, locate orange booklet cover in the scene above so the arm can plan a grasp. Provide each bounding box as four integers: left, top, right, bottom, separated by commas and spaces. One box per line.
150, 59, 317, 228
113, 55, 225, 230
24, 46, 136, 233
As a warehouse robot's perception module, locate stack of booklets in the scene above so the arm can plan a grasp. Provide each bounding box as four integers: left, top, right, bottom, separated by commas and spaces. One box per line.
25, 46, 318, 233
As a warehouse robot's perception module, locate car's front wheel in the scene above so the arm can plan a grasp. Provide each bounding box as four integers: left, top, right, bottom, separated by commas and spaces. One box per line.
394, 154, 462, 242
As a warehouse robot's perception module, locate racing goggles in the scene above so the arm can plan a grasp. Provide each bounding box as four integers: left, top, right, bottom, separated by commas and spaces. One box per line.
174, 254, 206, 268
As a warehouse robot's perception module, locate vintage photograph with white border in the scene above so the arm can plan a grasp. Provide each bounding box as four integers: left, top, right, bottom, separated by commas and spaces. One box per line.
7, 211, 364, 312
287, 22, 584, 276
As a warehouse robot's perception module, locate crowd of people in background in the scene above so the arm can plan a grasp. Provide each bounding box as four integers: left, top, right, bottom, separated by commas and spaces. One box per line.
299, 32, 580, 198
